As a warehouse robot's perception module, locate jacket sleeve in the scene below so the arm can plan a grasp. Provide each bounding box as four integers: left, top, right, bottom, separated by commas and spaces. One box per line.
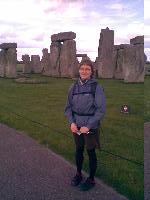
64, 84, 75, 125
86, 84, 106, 129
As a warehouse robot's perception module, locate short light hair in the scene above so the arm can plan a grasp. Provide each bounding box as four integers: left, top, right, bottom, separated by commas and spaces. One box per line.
79, 59, 94, 77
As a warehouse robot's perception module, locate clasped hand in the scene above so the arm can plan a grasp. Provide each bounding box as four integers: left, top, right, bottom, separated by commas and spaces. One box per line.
70, 123, 89, 134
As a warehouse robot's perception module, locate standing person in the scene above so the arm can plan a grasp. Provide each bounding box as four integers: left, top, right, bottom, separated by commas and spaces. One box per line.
64, 59, 106, 191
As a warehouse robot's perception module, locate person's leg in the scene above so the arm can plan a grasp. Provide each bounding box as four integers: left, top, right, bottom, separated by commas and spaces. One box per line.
73, 133, 85, 174
83, 129, 99, 180
79, 148, 97, 191
75, 146, 84, 175
87, 148, 97, 181
71, 134, 84, 186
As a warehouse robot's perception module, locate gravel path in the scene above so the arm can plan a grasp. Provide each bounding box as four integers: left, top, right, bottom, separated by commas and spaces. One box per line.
144, 122, 150, 200
0, 123, 128, 200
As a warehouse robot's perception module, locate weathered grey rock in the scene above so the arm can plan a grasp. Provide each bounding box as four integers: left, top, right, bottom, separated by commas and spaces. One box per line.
81, 56, 91, 62
22, 54, 31, 73
59, 40, 78, 78
113, 47, 124, 79
31, 55, 42, 73
76, 54, 87, 57
114, 44, 130, 50
113, 40, 145, 82
97, 27, 114, 78
0, 43, 17, 78
92, 58, 98, 78
123, 44, 144, 82
0, 43, 17, 50
43, 30, 145, 82
130, 36, 144, 45
112, 48, 117, 78
0, 50, 6, 77
17, 61, 24, 64
49, 42, 62, 77
76, 54, 88, 64
113, 45, 120, 51
51, 32, 76, 42
77, 54, 89, 62
5, 47, 17, 78
41, 48, 50, 75
47, 37, 78, 78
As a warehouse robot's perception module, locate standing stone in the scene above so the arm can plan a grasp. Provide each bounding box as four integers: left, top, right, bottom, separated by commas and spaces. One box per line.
31, 55, 42, 73
49, 42, 62, 77
97, 27, 114, 78
123, 44, 144, 82
115, 49, 125, 79
22, 54, 31, 73
0, 43, 17, 78
59, 39, 78, 78
94, 57, 99, 78
113, 45, 125, 80
121, 36, 145, 83
41, 48, 51, 75
0, 50, 6, 77
49, 32, 78, 77
5, 47, 17, 78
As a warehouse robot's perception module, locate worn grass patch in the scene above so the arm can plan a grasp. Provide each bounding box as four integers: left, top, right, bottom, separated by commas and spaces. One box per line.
0, 74, 143, 200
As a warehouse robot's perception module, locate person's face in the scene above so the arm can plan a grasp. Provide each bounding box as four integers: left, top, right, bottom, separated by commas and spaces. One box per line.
79, 64, 92, 80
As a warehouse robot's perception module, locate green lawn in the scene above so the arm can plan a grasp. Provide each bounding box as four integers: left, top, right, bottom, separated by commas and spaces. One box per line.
145, 75, 150, 121
145, 63, 150, 76
0, 74, 144, 200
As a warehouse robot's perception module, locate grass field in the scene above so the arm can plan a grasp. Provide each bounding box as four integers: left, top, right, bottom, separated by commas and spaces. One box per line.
0, 74, 144, 200
145, 63, 150, 76
145, 75, 150, 121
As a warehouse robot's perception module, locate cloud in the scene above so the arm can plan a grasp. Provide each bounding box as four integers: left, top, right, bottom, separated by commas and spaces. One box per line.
17, 47, 43, 60
35, 0, 84, 15
145, 48, 150, 61
0, 32, 18, 39
110, 3, 123, 10
32, 33, 46, 41
145, 0, 150, 20
0, 0, 146, 60
17, 40, 43, 48
144, 0, 150, 52
145, 42, 150, 49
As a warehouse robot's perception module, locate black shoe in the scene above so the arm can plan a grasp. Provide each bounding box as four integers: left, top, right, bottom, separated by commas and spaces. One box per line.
79, 177, 95, 191
71, 174, 82, 186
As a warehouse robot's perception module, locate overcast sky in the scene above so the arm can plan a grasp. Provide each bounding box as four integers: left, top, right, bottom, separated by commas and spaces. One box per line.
0, 0, 147, 61
145, 0, 150, 61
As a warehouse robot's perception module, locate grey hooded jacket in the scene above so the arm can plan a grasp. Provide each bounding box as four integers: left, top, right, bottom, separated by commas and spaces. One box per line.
64, 78, 106, 129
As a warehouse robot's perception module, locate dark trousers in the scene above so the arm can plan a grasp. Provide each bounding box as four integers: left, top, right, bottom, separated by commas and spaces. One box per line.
73, 129, 99, 180
75, 146, 97, 180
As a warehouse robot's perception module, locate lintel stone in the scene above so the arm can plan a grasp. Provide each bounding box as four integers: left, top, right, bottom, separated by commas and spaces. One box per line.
51, 32, 76, 42
0, 43, 17, 49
